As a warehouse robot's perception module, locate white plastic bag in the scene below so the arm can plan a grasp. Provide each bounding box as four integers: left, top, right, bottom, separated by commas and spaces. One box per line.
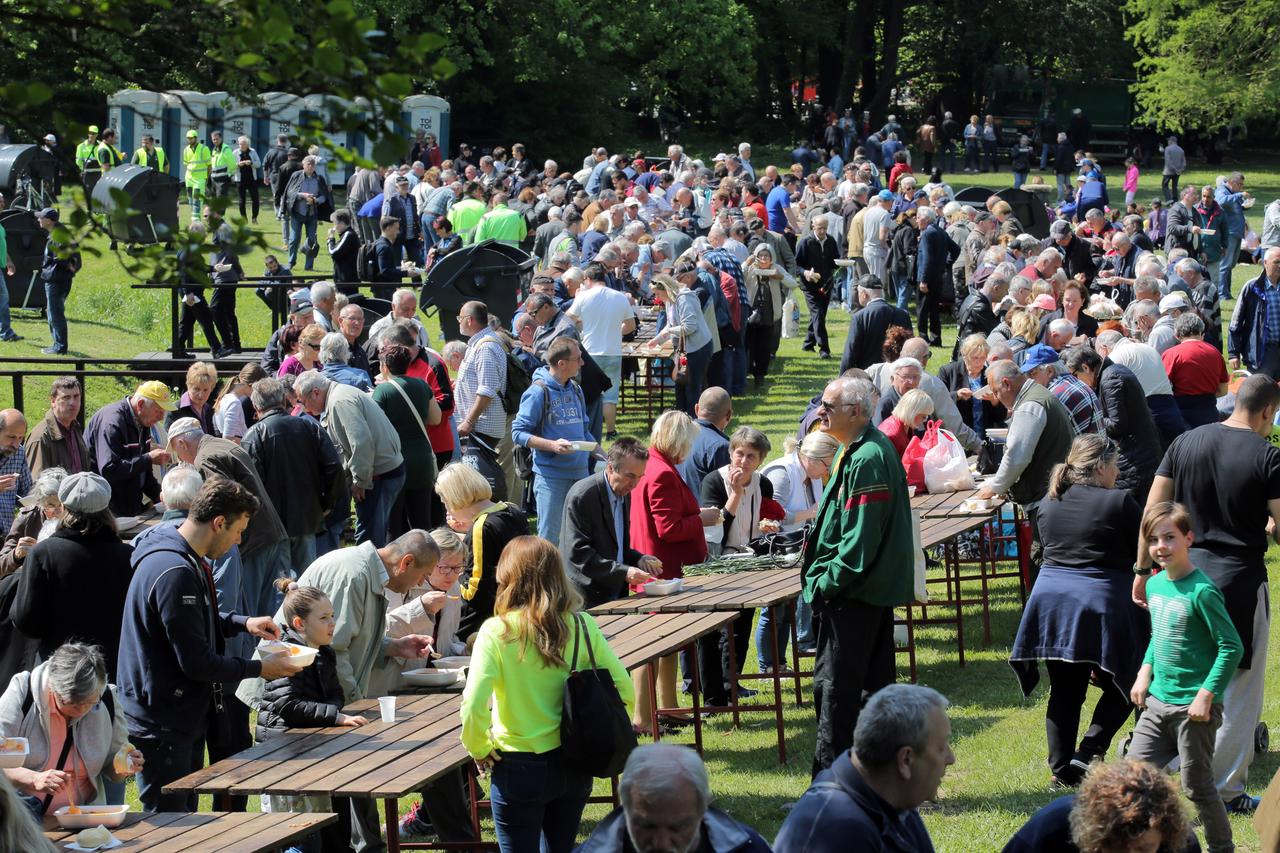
922, 428, 975, 494
911, 508, 927, 603
781, 297, 798, 338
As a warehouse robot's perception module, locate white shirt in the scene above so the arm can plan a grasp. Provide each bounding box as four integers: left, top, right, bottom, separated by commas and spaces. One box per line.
862, 205, 892, 254
568, 285, 634, 356
1109, 339, 1173, 396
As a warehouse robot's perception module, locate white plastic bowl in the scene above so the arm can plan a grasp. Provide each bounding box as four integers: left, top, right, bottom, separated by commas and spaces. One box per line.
644, 578, 684, 596
403, 667, 465, 687
431, 656, 471, 669
53, 804, 130, 829
259, 641, 319, 668
0, 736, 27, 769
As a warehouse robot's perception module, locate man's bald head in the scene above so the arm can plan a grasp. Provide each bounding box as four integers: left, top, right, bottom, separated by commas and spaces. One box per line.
900, 338, 932, 366
695, 386, 732, 428
0, 409, 26, 455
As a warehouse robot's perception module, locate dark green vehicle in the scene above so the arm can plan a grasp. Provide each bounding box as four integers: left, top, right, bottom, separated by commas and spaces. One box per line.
984, 66, 1135, 161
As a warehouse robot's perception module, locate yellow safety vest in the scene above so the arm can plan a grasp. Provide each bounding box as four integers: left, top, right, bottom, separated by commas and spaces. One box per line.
132, 146, 169, 173
182, 143, 212, 188
97, 144, 125, 172
76, 139, 100, 173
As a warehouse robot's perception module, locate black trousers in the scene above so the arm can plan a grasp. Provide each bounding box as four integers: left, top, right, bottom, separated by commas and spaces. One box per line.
238, 180, 260, 219
210, 285, 241, 350
811, 599, 895, 776
178, 292, 222, 351
1044, 660, 1133, 782
205, 691, 252, 811
389, 485, 433, 541
916, 281, 942, 343
745, 322, 780, 381
697, 610, 754, 706
802, 288, 830, 355
1161, 173, 1179, 202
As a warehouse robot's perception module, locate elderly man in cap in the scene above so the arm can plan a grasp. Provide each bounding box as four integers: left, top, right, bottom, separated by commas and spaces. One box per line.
577, 743, 771, 853
1049, 219, 1097, 287
86, 380, 175, 515
0, 408, 32, 535
1027, 344, 1104, 436
260, 289, 317, 374
977, 358, 1074, 579
166, 416, 291, 617
1148, 292, 1190, 355
840, 274, 912, 372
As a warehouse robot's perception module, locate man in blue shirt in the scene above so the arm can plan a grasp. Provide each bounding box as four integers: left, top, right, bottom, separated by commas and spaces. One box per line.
1215, 172, 1252, 299
585, 147, 610, 196
766, 175, 800, 233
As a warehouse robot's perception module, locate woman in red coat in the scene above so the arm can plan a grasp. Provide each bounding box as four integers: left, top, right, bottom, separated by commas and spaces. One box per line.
629, 410, 721, 728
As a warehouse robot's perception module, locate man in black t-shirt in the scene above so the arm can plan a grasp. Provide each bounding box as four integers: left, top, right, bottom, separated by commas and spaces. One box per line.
1134, 374, 1280, 814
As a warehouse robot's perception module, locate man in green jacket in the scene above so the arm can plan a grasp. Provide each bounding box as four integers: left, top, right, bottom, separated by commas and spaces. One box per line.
473, 192, 527, 246
803, 375, 916, 775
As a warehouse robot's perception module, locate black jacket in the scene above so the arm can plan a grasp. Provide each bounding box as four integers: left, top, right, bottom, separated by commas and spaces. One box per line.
938, 360, 1008, 432
953, 290, 999, 357
1057, 234, 1097, 286
328, 229, 361, 287
1038, 309, 1098, 342
284, 168, 334, 221
255, 626, 344, 740
273, 158, 302, 210
916, 222, 960, 286
887, 222, 918, 280
795, 233, 839, 290
12, 527, 134, 678
384, 192, 419, 241
1166, 200, 1197, 253
241, 410, 343, 539
578, 805, 772, 853
839, 298, 913, 372
560, 472, 642, 609
1097, 358, 1161, 499
1053, 142, 1076, 176
373, 235, 405, 284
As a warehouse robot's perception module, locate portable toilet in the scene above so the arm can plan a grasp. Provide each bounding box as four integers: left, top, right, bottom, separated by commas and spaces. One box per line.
223, 97, 269, 155
261, 92, 304, 147
304, 94, 351, 185
162, 90, 213, 175
348, 97, 373, 168
401, 95, 451, 156
108, 90, 167, 164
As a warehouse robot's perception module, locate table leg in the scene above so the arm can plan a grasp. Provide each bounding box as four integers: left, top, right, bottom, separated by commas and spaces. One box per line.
218, 793, 232, 811
769, 611, 787, 765
948, 541, 966, 666
647, 662, 661, 742
385, 797, 401, 853
788, 601, 803, 707
727, 624, 740, 728
688, 641, 704, 756
979, 517, 992, 645
467, 768, 483, 841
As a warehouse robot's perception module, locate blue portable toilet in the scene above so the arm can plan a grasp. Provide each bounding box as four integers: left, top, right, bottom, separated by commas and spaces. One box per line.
108, 90, 167, 169
401, 95, 451, 156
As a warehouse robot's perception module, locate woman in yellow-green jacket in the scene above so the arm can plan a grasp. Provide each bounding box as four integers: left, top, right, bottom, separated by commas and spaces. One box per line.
460, 535, 633, 853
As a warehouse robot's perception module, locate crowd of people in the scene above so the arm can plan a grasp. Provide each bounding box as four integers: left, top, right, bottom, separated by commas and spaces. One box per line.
0, 121, 1279, 853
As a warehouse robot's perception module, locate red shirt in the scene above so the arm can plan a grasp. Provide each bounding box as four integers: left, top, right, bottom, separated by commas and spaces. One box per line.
406, 355, 455, 452
745, 198, 767, 223
1162, 339, 1229, 396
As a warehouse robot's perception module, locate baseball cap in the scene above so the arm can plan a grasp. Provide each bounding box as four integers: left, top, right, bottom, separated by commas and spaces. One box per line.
289, 290, 313, 313
1159, 292, 1191, 313
36, 207, 58, 222
1020, 344, 1060, 373
1050, 220, 1072, 239
136, 380, 177, 411
624, 197, 641, 207
43, 134, 55, 144
877, 189, 894, 201
58, 472, 111, 514
88, 125, 99, 134
1031, 294, 1058, 311
165, 416, 204, 449
186, 129, 198, 138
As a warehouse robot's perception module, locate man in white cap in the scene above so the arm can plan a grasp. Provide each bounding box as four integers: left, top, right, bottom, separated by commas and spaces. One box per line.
1149, 292, 1190, 355
86, 380, 176, 515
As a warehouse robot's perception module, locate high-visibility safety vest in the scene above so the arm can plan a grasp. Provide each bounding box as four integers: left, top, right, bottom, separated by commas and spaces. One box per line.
132, 146, 168, 173
210, 143, 236, 181
97, 143, 125, 173
182, 143, 212, 188
76, 139, 100, 173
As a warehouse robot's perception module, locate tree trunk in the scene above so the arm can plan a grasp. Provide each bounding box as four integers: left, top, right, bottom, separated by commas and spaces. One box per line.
836, 0, 874, 112
866, 0, 906, 121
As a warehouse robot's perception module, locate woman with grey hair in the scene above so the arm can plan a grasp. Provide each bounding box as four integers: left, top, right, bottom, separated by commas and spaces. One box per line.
0, 467, 67, 578
743, 242, 795, 387
0, 642, 141, 817
12, 473, 135, 676
231, 135, 263, 222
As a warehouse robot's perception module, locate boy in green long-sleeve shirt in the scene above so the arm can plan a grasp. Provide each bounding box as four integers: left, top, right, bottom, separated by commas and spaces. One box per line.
1130, 501, 1242, 853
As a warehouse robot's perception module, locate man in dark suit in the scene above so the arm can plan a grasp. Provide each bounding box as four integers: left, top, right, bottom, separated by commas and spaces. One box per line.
952, 273, 1008, 358
560, 438, 660, 608
839, 275, 912, 372
373, 215, 410, 301
914, 207, 960, 347
1050, 219, 1098, 289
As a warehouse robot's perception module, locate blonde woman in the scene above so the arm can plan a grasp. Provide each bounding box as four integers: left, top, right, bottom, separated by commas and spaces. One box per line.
878, 388, 935, 458
435, 462, 528, 635
278, 324, 325, 378
461, 536, 632, 853
213, 363, 265, 442
646, 270, 713, 415
940, 334, 1006, 438
167, 361, 219, 435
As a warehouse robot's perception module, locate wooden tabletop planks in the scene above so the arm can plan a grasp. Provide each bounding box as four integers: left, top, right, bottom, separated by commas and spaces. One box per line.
588, 568, 802, 615
44, 812, 336, 852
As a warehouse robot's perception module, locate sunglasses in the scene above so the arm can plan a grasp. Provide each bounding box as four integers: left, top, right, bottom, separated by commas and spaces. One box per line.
817, 399, 854, 413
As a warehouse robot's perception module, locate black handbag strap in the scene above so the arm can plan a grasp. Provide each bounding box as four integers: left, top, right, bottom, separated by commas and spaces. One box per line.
567, 612, 599, 673
40, 722, 75, 814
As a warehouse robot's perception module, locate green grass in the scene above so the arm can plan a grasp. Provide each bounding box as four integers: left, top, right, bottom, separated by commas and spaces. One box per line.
31, 156, 1280, 851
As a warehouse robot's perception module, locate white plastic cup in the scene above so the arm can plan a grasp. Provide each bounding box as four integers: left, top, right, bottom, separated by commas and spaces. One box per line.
378, 696, 396, 723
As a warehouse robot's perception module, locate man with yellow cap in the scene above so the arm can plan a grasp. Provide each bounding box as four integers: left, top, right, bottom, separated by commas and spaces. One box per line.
75, 125, 101, 198
85, 379, 177, 515
182, 130, 212, 221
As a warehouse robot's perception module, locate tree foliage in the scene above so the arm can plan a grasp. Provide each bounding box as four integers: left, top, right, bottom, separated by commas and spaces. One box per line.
1127, 0, 1279, 132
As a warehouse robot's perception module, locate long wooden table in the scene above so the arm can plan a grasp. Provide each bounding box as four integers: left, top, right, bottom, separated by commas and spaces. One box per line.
589, 568, 803, 763
43, 811, 335, 852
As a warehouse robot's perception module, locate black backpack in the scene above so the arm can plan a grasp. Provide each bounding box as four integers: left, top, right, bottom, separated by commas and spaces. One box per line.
560, 613, 636, 778
480, 337, 532, 414
357, 241, 377, 283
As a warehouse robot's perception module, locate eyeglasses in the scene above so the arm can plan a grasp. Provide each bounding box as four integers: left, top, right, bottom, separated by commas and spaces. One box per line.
817, 399, 854, 413
436, 561, 465, 575
303, 342, 320, 350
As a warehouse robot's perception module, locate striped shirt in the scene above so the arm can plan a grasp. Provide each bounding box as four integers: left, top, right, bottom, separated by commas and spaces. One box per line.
455, 329, 509, 439
1263, 278, 1280, 345
1049, 373, 1103, 436
0, 445, 33, 534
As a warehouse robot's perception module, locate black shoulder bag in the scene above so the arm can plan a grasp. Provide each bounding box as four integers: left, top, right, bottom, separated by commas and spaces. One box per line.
560, 612, 636, 778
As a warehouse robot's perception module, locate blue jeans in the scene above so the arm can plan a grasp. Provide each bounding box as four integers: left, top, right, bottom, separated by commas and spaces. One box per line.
894, 273, 913, 310
0, 270, 16, 339
756, 597, 815, 670
289, 210, 319, 270
355, 464, 406, 547
1056, 174, 1070, 203
314, 514, 346, 558
241, 540, 290, 619
533, 475, 575, 544
488, 749, 591, 853
186, 185, 205, 218
44, 279, 70, 352
675, 341, 713, 416
1219, 233, 1242, 298
1039, 144, 1051, 170
1013, 170, 1028, 190
287, 534, 317, 578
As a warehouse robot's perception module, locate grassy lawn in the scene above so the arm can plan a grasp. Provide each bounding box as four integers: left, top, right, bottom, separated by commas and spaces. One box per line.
16, 156, 1280, 850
